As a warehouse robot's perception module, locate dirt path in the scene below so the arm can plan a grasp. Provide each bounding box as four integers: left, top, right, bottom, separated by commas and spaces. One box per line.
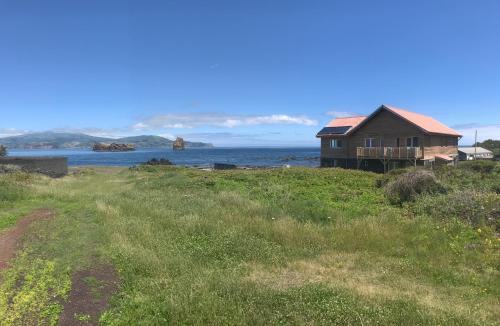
0, 208, 55, 269
59, 265, 119, 325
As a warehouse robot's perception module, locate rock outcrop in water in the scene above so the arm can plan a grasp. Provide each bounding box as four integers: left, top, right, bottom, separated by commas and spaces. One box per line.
92, 143, 135, 152
172, 137, 185, 151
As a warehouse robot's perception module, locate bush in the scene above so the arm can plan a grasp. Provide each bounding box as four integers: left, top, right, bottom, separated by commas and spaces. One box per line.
384, 170, 444, 204
413, 190, 500, 230
458, 160, 498, 174
375, 168, 409, 188
0, 164, 22, 174
0, 145, 6, 157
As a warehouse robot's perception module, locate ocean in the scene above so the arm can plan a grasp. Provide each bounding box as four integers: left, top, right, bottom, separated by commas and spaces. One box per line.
7, 147, 320, 168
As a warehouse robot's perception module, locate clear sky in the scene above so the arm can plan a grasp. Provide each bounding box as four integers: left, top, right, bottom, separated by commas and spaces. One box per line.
0, 0, 499, 146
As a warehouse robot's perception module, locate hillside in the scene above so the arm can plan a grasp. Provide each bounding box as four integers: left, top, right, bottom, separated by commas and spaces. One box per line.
0, 132, 213, 149
475, 139, 500, 158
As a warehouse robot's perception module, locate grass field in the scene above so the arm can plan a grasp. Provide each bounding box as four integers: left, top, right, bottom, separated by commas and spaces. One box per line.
0, 164, 499, 325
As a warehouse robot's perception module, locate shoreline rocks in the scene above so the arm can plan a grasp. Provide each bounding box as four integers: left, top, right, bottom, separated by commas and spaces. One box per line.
92, 143, 135, 152
143, 158, 173, 166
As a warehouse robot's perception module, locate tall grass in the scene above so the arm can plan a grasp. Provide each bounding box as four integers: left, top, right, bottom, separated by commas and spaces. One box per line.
0, 166, 499, 325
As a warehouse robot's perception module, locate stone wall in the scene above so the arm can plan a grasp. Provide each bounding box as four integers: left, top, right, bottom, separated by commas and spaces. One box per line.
0, 156, 68, 177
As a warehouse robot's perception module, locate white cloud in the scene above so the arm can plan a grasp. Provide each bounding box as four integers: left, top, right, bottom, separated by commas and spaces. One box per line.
455, 124, 500, 145
0, 128, 28, 138
325, 111, 359, 118
133, 113, 318, 130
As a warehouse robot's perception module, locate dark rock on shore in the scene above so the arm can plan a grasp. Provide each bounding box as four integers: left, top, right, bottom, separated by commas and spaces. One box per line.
92, 143, 135, 152
214, 163, 237, 170
144, 158, 173, 166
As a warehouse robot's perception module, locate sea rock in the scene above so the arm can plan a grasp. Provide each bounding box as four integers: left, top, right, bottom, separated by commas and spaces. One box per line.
144, 158, 173, 166
173, 137, 185, 150
92, 143, 135, 152
214, 163, 237, 170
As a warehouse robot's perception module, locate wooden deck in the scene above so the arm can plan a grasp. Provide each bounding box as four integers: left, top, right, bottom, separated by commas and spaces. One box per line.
356, 147, 423, 159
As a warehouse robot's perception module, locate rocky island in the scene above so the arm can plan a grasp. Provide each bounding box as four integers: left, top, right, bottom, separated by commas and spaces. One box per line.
92, 143, 136, 152
172, 137, 185, 150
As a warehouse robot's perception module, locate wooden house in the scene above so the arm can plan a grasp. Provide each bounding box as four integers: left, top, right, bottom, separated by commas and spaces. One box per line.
316, 105, 462, 172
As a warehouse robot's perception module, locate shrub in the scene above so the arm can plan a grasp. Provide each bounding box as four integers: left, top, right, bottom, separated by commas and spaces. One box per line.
0, 164, 22, 174
0, 145, 6, 157
458, 160, 498, 174
375, 168, 409, 188
413, 190, 500, 230
384, 170, 444, 204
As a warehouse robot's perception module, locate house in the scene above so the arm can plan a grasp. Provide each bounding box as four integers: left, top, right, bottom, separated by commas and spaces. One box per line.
316, 105, 462, 172
458, 147, 494, 161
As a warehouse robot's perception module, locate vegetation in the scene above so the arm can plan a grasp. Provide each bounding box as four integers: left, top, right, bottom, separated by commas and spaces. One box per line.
0, 145, 6, 156
0, 164, 499, 325
475, 139, 500, 158
382, 169, 444, 204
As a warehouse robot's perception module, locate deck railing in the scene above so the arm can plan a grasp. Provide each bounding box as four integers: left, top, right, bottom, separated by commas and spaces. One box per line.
356, 147, 423, 159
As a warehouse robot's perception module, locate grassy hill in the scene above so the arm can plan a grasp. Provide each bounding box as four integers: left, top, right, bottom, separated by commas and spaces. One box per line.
0, 132, 213, 149
0, 163, 498, 324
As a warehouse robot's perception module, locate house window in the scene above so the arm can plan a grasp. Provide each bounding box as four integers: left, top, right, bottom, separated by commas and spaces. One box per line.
406, 137, 419, 147
365, 138, 376, 148
330, 139, 343, 148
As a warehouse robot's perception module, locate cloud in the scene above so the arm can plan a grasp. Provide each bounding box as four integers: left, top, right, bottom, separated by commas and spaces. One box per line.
454, 123, 500, 145
50, 128, 126, 139
133, 113, 318, 130
325, 111, 360, 118
0, 128, 28, 138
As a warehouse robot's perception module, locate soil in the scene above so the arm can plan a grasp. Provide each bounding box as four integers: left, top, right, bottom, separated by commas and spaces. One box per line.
0, 208, 55, 269
58, 265, 119, 326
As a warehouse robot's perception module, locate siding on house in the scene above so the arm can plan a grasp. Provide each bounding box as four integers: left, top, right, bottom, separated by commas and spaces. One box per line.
317, 105, 461, 170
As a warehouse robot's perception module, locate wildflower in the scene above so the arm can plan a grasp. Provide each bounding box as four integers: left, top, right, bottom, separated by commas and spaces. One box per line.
477, 228, 482, 233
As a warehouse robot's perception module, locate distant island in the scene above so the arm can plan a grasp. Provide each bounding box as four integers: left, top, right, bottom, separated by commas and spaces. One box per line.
0, 132, 213, 149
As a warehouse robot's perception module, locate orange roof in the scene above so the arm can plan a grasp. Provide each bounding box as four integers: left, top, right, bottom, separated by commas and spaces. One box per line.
318, 105, 462, 137
383, 105, 461, 136
326, 116, 366, 128
324, 116, 366, 134
434, 154, 454, 161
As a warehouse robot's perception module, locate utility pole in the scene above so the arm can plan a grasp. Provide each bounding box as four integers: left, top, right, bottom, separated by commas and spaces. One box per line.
474, 129, 477, 160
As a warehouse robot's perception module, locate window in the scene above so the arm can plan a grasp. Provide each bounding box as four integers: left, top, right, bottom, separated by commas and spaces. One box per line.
330, 139, 343, 148
396, 137, 400, 147
406, 137, 419, 147
365, 138, 376, 148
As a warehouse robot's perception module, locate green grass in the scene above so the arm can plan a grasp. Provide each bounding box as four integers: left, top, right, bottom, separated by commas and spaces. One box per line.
0, 166, 499, 325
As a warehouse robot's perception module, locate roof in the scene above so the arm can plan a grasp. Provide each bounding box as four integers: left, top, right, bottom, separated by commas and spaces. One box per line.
316, 116, 366, 137
317, 105, 462, 137
458, 147, 493, 154
382, 105, 462, 136
434, 154, 454, 161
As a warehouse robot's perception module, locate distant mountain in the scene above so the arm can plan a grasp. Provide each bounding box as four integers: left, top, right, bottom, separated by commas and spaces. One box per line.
0, 132, 213, 149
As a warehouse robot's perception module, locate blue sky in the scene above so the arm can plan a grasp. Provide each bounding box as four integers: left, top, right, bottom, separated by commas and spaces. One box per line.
0, 0, 499, 146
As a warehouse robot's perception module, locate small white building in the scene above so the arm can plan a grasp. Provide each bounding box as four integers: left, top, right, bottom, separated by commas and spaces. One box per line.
458, 147, 494, 161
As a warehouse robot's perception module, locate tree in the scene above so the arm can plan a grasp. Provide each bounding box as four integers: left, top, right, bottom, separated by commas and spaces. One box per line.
0, 145, 6, 156
475, 139, 500, 158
